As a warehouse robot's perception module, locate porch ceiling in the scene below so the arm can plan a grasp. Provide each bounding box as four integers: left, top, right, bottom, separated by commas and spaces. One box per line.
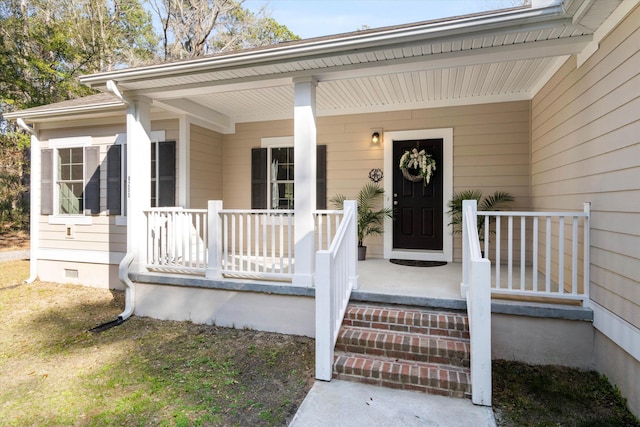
84, 0, 621, 130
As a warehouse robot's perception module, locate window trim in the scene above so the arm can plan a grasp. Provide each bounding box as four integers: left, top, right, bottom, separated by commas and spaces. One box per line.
47, 137, 93, 225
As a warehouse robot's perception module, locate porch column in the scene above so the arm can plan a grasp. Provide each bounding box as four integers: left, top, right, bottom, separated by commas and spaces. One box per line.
126, 98, 152, 272
178, 115, 190, 207
293, 76, 318, 287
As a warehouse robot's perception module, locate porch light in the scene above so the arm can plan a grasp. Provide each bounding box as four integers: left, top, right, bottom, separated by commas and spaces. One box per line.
371, 131, 380, 144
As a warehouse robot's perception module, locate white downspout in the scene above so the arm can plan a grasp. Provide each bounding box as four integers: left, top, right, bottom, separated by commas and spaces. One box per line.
106, 80, 135, 321
17, 118, 38, 284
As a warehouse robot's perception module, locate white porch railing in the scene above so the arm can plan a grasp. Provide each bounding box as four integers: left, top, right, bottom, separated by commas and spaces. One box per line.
315, 200, 358, 381
146, 203, 345, 281
479, 203, 590, 302
145, 208, 208, 274
461, 200, 492, 406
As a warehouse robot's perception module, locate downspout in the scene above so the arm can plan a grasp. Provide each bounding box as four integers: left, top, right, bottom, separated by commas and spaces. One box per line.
91, 81, 134, 332
17, 118, 38, 284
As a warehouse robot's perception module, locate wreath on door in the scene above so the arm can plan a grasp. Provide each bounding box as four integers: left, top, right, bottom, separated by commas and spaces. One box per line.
399, 148, 436, 186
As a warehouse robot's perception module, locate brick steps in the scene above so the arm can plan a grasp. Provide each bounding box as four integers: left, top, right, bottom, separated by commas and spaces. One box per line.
336, 326, 470, 367
332, 303, 471, 398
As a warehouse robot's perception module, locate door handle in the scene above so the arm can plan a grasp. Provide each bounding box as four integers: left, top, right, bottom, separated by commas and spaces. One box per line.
393, 201, 398, 205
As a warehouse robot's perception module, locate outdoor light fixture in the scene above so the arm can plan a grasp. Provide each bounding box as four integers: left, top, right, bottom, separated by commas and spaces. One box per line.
371, 131, 381, 144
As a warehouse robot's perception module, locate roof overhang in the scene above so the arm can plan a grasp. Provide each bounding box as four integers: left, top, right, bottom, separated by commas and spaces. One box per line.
8, 0, 626, 131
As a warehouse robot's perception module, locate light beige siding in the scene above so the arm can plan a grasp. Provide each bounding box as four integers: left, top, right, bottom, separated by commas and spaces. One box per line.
36, 119, 179, 287
531, 5, 640, 330
189, 124, 223, 208
222, 102, 531, 258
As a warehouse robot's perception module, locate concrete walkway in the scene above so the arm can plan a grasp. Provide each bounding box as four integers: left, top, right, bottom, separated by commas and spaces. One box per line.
290, 380, 496, 427
0, 249, 30, 263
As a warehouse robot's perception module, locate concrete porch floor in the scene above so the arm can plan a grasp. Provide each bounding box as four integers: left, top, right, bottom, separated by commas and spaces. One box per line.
356, 259, 463, 300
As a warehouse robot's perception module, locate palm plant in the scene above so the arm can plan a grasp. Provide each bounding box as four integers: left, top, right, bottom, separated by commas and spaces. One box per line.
330, 183, 393, 248
447, 189, 514, 238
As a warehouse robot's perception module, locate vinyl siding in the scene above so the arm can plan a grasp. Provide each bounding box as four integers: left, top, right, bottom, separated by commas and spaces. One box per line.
222, 101, 531, 258
531, 4, 640, 330
36, 120, 178, 261
190, 124, 223, 208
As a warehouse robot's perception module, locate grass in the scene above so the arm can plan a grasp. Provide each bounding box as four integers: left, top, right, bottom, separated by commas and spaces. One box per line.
493, 360, 640, 426
0, 260, 314, 426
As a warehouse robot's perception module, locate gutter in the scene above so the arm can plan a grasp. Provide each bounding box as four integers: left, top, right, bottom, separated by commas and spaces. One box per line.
16, 119, 38, 284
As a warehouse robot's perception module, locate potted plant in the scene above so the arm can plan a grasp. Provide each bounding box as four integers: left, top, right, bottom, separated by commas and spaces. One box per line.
330, 183, 393, 260
447, 189, 515, 239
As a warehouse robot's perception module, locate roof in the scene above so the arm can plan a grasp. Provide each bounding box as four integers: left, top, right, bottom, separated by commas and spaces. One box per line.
4, 92, 125, 120
8, 0, 626, 129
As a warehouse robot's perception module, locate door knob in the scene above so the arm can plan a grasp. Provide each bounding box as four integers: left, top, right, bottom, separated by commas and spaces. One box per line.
393, 201, 398, 205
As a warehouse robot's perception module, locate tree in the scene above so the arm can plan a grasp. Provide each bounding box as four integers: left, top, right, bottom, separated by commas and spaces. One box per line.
0, 132, 30, 231
0, 0, 157, 120
149, 0, 299, 60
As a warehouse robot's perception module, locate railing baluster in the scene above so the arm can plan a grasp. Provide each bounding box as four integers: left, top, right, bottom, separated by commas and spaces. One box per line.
483, 215, 489, 258
495, 216, 501, 289
545, 217, 551, 293
558, 217, 565, 294
520, 216, 525, 291
533, 217, 538, 292
247, 214, 253, 272
508, 216, 513, 290
239, 212, 244, 273
572, 215, 578, 295
279, 214, 284, 273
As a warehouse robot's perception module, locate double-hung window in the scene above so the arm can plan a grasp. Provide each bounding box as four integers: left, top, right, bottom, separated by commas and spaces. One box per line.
251, 137, 326, 210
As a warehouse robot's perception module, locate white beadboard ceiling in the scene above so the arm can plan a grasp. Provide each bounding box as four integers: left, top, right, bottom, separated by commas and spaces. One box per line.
84, 0, 623, 130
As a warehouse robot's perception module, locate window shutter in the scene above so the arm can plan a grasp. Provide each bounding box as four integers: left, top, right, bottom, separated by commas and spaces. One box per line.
316, 145, 327, 210
41, 149, 53, 215
251, 148, 268, 209
84, 146, 100, 214
158, 141, 176, 207
106, 144, 121, 215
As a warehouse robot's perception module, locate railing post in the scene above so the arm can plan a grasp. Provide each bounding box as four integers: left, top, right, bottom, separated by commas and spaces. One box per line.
470, 257, 492, 406
315, 249, 333, 381
583, 202, 591, 304
206, 200, 223, 279
461, 199, 478, 297
344, 200, 359, 290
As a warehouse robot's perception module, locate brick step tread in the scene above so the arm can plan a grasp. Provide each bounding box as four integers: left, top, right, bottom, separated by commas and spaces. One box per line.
333, 352, 471, 398
336, 325, 470, 367
344, 304, 469, 338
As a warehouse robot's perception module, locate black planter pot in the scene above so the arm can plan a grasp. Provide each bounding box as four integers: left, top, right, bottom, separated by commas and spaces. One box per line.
358, 246, 367, 261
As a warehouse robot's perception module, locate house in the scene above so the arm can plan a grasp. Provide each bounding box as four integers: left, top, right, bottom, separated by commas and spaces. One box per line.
6, 0, 640, 414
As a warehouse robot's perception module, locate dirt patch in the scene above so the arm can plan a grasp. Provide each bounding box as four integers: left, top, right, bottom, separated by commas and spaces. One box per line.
0, 261, 315, 426
0, 230, 29, 251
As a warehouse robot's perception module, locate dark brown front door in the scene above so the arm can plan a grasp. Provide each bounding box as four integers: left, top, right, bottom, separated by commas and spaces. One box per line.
393, 139, 443, 250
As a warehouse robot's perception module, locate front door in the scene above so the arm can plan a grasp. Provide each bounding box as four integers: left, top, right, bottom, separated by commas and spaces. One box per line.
392, 139, 443, 251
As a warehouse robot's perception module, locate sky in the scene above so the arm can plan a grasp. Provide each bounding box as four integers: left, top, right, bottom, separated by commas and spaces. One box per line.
243, 0, 523, 39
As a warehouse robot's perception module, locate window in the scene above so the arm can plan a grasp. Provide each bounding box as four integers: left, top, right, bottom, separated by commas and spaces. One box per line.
57, 147, 84, 214
251, 144, 326, 210
41, 137, 100, 218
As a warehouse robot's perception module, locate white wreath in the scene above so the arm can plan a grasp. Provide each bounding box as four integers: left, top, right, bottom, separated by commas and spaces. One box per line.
399, 148, 436, 186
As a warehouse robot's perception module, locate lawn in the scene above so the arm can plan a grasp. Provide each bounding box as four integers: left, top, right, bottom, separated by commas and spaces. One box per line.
0, 260, 315, 426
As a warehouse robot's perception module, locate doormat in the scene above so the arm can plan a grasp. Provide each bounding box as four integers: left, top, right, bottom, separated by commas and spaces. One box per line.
390, 259, 447, 267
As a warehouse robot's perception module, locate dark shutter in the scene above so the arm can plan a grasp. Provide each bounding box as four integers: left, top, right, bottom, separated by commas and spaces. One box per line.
106, 144, 121, 215
41, 149, 53, 215
316, 145, 327, 210
158, 141, 176, 207
84, 146, 100, 214
251, 147, 268, 209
